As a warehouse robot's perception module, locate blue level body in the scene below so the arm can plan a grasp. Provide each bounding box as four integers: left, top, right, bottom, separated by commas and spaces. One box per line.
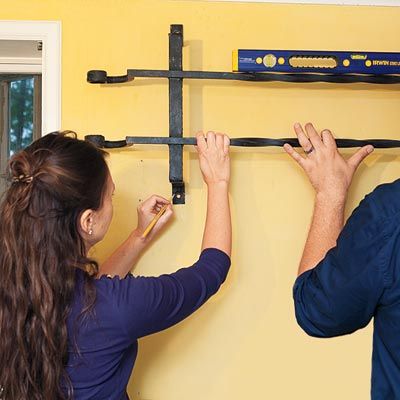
232, 50, 400, 75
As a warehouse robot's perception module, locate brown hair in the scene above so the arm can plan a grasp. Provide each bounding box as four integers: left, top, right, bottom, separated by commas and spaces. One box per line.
0, 131, 109, 399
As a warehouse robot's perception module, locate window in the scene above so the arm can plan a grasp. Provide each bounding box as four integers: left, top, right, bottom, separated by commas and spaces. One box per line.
0, 74, 42, 194
0, 21, 61, 196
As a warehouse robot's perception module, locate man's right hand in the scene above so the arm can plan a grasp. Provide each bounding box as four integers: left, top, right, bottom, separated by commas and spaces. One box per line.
284, 122, 374, 201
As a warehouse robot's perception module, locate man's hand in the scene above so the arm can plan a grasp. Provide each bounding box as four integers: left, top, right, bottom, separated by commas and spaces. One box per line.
284, 123, 374, 201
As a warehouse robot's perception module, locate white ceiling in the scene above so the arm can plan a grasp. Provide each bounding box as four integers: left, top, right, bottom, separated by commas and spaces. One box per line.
196, 0, 400, 5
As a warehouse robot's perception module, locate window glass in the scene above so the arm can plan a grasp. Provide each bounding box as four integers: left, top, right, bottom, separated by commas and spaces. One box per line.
8, 77, 34, 157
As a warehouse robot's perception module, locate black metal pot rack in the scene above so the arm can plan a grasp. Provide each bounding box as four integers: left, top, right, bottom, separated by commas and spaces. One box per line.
85, 24, 400, 204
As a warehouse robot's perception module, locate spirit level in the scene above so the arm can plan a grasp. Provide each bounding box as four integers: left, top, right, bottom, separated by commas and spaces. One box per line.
233, 50, 400, 75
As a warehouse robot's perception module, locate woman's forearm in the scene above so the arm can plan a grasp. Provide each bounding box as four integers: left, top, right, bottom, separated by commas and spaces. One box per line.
99, 229, 147, 278
201, 182, 231, 257
298, 193, 345, 276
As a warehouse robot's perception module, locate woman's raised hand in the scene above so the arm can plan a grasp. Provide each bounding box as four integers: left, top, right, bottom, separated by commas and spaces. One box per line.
196, 131, 230, 186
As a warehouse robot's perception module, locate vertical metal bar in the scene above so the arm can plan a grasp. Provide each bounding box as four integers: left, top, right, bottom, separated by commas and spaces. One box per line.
169, 24, 185, 204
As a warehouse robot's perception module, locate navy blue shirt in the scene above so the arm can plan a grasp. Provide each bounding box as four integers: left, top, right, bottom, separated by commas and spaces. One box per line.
294, 179, 400, 399
65, 248, 230, 400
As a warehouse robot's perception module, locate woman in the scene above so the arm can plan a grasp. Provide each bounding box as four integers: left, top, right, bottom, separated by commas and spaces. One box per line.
0, 130, 231, 400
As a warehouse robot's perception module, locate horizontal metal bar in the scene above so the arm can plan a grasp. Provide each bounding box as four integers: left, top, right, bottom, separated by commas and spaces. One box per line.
126, 136, 400, 148
87, 70, 133, 84
86, 134, 400, 149
126, 69, 400, 84
87, 68, 400, 85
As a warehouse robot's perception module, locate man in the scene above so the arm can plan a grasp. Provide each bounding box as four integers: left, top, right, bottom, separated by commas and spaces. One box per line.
285, 123, 400, 399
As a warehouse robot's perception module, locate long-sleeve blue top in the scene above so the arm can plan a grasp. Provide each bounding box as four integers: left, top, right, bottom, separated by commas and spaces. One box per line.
65, 248, 231, 400
293, 179, 400, 399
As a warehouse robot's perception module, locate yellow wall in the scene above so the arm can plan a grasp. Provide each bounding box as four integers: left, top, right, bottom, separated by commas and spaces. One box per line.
3, 0, 400, 398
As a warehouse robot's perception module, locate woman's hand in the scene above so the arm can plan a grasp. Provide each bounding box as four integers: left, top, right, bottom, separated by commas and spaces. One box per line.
196, 131, 230, 186
99, 195, 173, 278
284, 123, 374, 201
135, 195, 173, 242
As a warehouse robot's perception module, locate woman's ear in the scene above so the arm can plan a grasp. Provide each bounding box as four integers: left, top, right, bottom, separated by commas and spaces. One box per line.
79, 209, 94, 236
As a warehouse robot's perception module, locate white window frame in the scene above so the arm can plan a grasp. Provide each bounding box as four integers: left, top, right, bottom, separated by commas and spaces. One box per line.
0, 21, 61, 134
199, 0, 400, 5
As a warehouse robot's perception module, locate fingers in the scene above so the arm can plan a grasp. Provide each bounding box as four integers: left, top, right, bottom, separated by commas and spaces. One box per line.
196, 131, 207, 153
143, 204, 174, 239
215, 133, 224, 149
196, 130, 230, 185
283, 143, 306, 169
154, 203, 164, 213
206, 131, 216, 148
139, 195, 170, 213
196, 131, 230, 155
348, 145, 374, 171
295, 123, 337, 153
148, 194, 170, 206
321, 129, 337, 150
294, 123, 313, 153
214, 132, 230, 155
223, 135, 230, 155
305, 123, 323, 151
157, 205, 174, 225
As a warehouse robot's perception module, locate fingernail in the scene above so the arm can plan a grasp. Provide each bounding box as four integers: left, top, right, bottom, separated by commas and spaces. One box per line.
294, 123, 301, 128
367, 146, 374, 153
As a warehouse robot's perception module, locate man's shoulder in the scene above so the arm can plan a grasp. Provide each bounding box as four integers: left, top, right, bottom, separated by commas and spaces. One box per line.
365, 179, 400, 217
346, 179, 400, 234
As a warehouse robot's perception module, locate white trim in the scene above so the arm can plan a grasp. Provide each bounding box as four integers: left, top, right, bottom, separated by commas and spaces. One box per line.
0, 56, 42, 65
198, 0, 400, 5
0, 21, 61, 134
0, 64, 41, 73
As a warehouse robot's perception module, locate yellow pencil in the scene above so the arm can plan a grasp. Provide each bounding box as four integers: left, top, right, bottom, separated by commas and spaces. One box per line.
141, 199, 172, 238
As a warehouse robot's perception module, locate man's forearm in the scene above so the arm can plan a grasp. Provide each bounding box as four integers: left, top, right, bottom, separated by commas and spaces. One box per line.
298, 193, 346, 276
201, 182, 232, 257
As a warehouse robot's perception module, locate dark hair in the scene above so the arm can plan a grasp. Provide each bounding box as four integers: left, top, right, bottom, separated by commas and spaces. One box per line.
0, 131, 109, 400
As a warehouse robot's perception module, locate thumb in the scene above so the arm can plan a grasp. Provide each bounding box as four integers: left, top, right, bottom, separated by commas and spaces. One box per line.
150, 206, 174, 235
158, 206, 173, 224
141, 195, 169, 212
348, 145, 374, 171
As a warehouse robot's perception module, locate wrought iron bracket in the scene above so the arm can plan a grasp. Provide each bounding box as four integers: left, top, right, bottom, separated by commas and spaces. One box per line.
86, 24, 400, 204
